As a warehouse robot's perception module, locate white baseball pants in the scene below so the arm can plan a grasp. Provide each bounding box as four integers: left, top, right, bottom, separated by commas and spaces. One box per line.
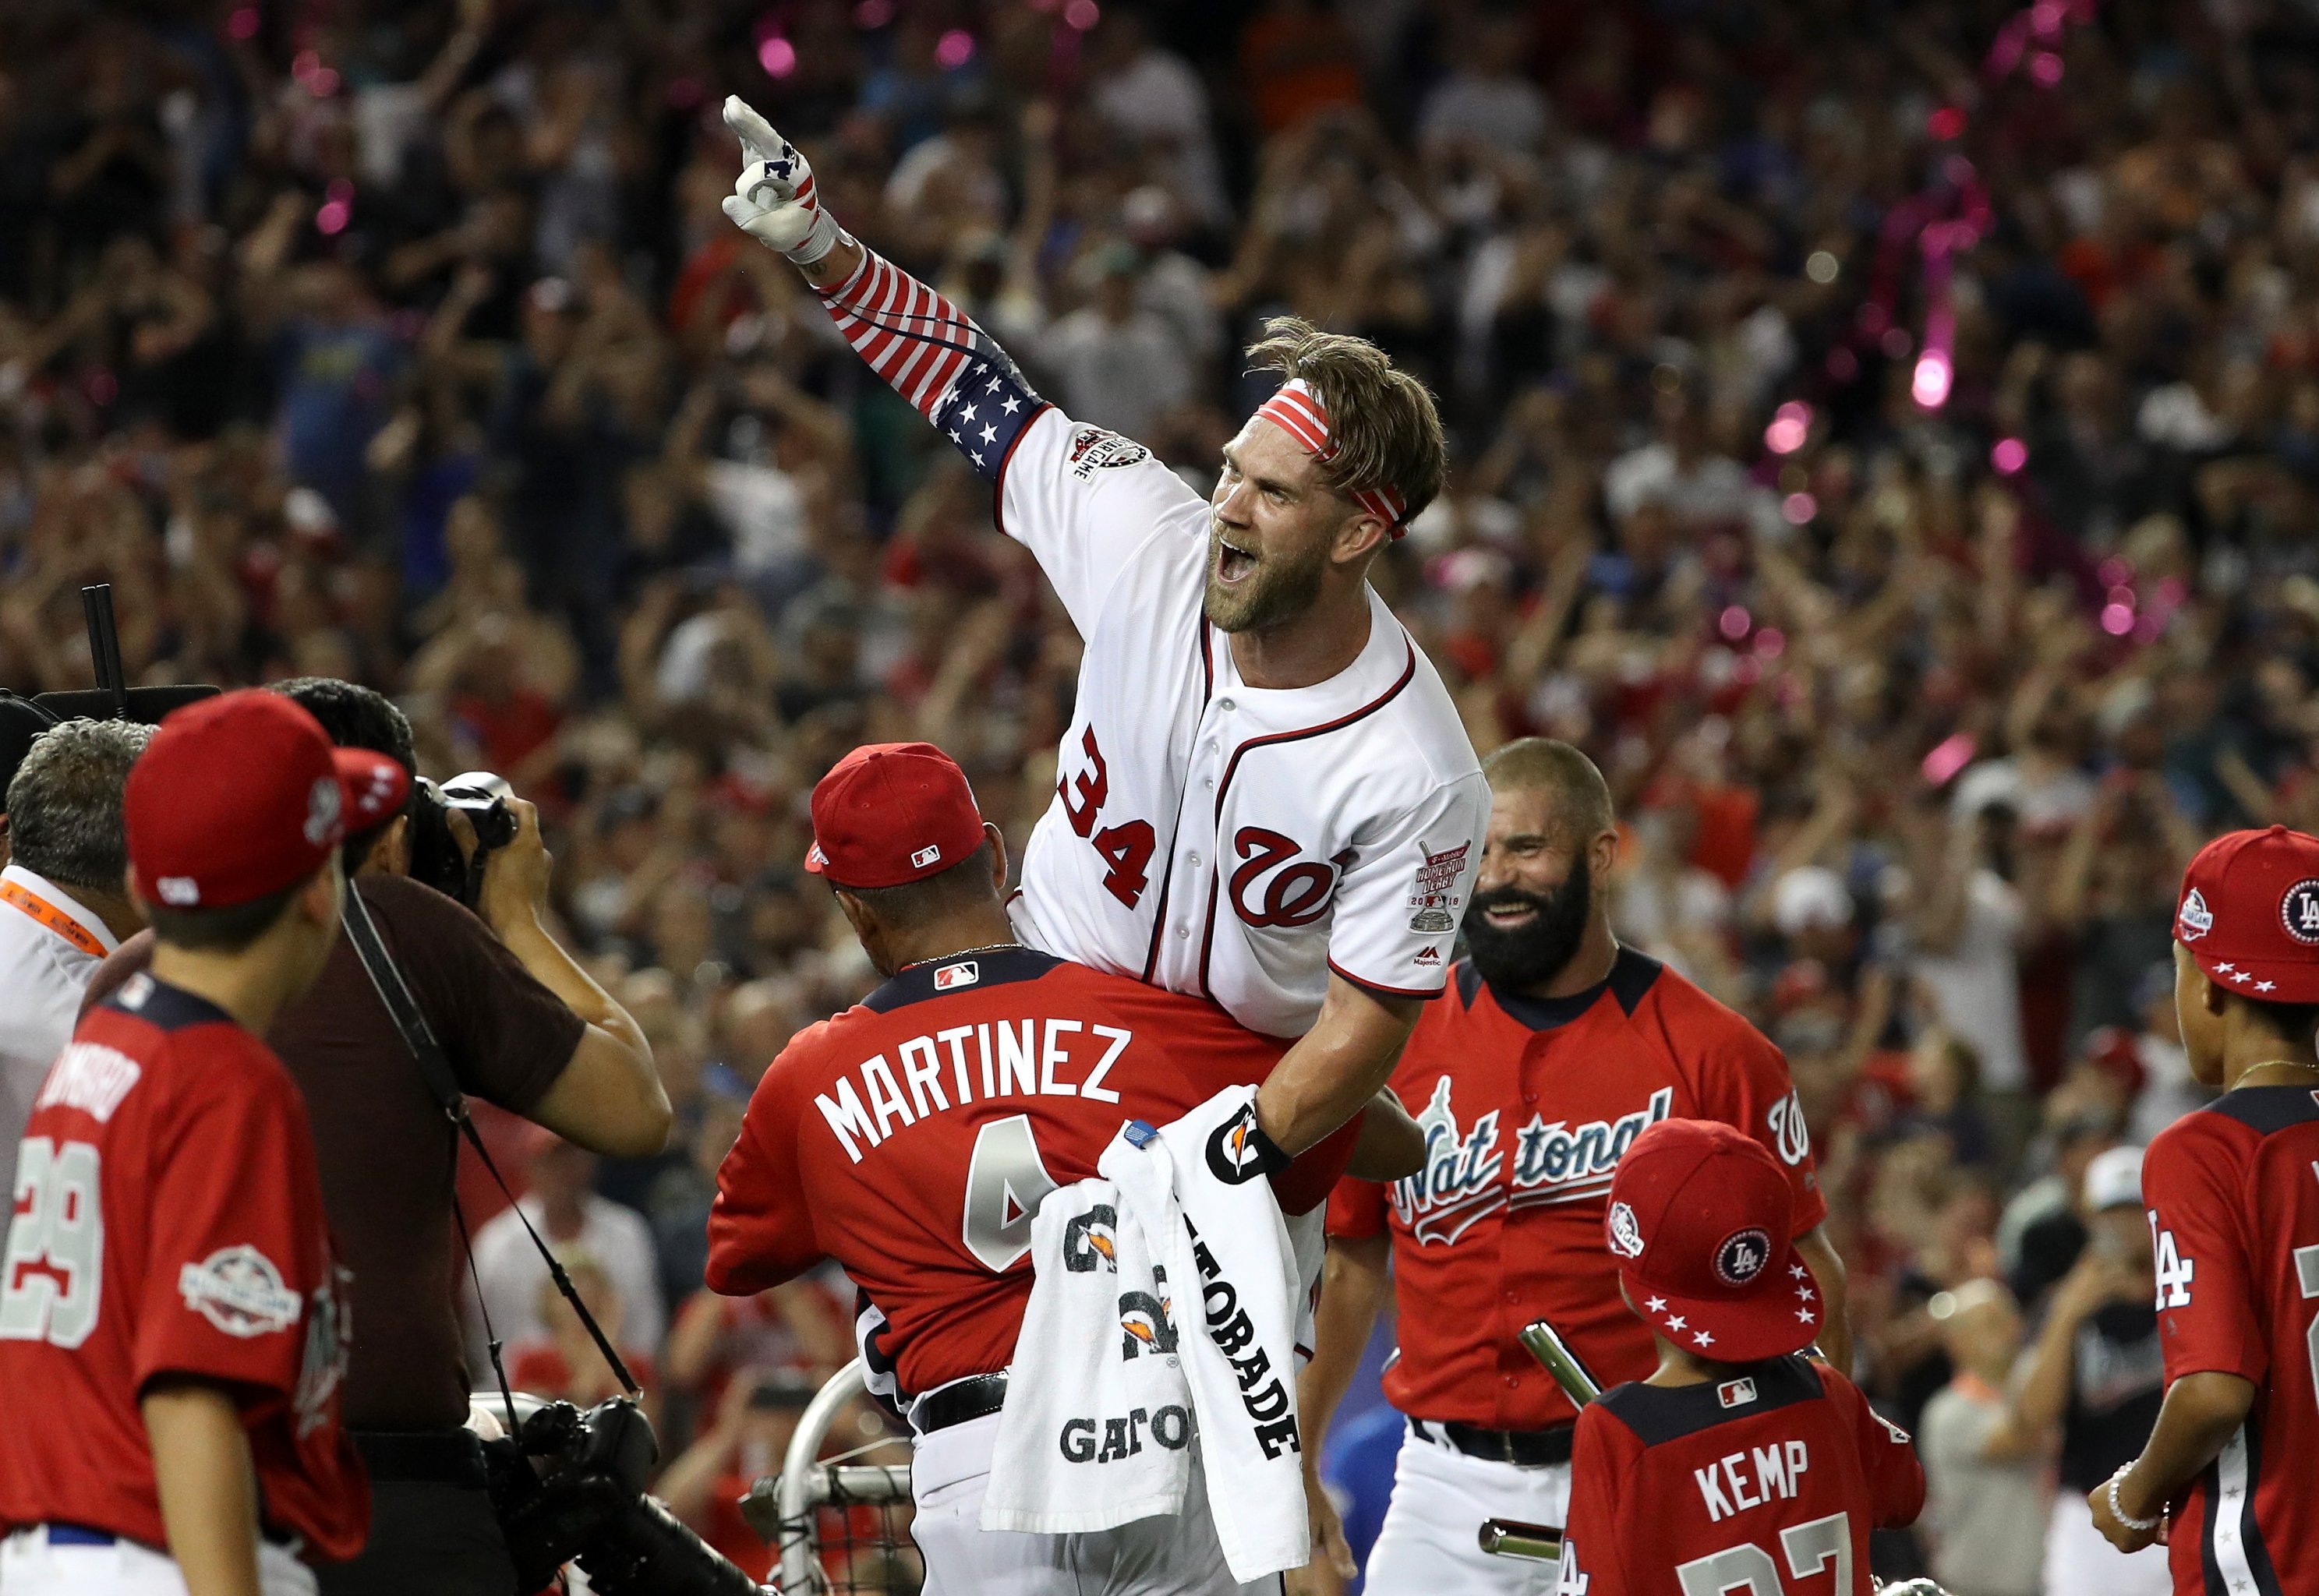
0, 1526, 317, 1596
2040, 1490, 2172, 1596
910, 1409, 1279, 1594
1360, 1427, 1570, 1596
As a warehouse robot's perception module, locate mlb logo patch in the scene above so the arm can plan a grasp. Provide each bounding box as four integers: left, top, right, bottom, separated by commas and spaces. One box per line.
911, 844, 943, 869
1716, 1378, 1758, 1409
934, 961, 979, 991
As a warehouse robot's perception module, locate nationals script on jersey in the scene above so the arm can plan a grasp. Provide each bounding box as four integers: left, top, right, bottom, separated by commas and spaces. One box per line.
809, 249, 1488, 1036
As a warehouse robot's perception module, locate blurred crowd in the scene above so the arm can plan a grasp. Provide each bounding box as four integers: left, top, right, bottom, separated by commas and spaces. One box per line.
6, 0, 2317, 1583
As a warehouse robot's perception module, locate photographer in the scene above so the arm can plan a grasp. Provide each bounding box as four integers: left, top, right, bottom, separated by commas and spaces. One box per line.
90, 678, 672, 1596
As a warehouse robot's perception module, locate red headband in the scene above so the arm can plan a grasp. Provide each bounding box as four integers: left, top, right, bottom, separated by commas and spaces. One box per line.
1254, 379, 1409, 535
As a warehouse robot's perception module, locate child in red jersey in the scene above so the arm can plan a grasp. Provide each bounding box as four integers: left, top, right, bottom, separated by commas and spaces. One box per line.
0, 691, 401, 1596
1556, 1121, 1923, 1595
2087, 828, 2319, 1595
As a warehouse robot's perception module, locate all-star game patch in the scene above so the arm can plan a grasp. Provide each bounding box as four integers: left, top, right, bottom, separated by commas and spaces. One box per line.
1407, 841, 1469, 933
1066, 425, 1151, 478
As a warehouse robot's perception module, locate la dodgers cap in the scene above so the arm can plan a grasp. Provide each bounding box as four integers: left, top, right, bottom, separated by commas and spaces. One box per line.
2174, 826, 2319, 1003
1603, 1119, 1821, 1364
125, 690, 410, 909
805, 742, 986, 890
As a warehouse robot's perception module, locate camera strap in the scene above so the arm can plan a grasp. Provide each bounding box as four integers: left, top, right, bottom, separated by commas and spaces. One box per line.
341, 886, 645, 1407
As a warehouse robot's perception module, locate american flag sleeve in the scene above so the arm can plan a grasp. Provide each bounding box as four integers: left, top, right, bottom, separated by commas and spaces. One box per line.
815, 248, 1046, 481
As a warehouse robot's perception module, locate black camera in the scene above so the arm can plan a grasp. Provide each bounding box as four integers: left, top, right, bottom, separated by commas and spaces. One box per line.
484, 1396, 762, 1596
407, 771, 519, 909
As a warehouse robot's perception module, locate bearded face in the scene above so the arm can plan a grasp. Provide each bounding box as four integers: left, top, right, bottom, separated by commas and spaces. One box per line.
1463, 845, 1594, 992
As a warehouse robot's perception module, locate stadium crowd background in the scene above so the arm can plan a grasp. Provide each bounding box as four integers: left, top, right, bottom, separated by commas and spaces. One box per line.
2, 0, 2312, 1584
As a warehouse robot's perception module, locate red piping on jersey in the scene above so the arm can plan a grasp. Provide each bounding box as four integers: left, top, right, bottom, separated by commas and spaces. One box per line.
1326, 957, 1444, 1001
987, 401, 1055, 542
1138, 619, 1220, 984
1195, 638, 1421, 997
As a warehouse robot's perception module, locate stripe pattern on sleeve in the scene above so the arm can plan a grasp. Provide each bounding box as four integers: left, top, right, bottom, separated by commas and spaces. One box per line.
817, 248, 1044, 482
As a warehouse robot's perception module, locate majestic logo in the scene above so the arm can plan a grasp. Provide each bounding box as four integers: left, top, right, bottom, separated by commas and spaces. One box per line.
1392, 1080, 1675, 1245
1713, 1228, 1772, 1287
1407, 842, 1469, 933
179, 1245, 302, 1338
911, 844, 943, 869
1716, 1377, 1758, 1409
303, 775, 341, 846
2283, 880, 2319, 945
934, 961, 980, 992
1414, 945, 1442, 967
1607, 1201, 1646, 1259
1066, 425, 1151, 478
2178, 888, 2213, 941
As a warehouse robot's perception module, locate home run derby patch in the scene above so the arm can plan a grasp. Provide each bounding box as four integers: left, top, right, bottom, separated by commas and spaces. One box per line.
180, 1245, 302, 1338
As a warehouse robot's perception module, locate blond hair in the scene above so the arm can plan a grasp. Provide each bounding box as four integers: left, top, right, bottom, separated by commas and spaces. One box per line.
1245, 316, 1447, 526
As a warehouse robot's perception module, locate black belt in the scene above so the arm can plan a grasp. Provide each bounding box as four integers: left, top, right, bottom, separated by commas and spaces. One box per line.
1413, 1418, 1575, 1467
912, 1373, 1008, 1435
352, 1426, 491, 1488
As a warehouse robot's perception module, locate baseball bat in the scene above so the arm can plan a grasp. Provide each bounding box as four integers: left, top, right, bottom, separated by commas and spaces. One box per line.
1478, 1519, 1562, 1562
1518, 1319, 1603, 1407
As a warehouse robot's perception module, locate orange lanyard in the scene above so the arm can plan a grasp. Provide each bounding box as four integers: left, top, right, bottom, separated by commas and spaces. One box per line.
0, 880, 106, 959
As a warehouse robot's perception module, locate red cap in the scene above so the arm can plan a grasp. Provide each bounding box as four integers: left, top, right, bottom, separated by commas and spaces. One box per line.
2175, 826, 2319, 1002
125, 690, 411, 910
804, 743, 985, 889
1604, 1120, 1820, 1363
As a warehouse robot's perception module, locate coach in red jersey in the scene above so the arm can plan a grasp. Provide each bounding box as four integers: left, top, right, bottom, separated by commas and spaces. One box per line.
709, 743, 1405, 1592
1299, 739, 1848, 1596
2088, 827, 2319, 1594
1556, 1121, 1922, 1596
0, 691, 400, 1596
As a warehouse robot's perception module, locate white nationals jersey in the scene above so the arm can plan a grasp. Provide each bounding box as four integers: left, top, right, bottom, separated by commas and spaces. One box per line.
994, 408, 1488, 1037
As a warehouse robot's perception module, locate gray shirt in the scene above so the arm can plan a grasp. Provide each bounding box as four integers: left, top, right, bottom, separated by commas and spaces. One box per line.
1921, 1381, 2046, 1596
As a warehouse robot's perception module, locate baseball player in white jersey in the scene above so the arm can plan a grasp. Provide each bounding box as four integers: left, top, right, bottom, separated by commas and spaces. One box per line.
719, 98, 1487, 1178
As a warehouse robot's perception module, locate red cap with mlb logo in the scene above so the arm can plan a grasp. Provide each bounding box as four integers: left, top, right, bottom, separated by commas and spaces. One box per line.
804, 742, 987, 890
1603, 1119, 1822, 1364
2175, 826, 2319, 1003
125, 689, 410, 909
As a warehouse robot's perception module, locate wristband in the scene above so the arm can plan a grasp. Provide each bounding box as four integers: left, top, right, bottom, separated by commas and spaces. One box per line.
785, 210, 844, 267
2107, 1470, 2162, 1534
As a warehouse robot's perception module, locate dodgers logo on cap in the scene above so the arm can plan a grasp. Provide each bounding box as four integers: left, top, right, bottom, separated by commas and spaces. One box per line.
1714, 1227, 1772, 1287
1607, 1201, 1646, 1259
2179, 888, 2213, 941
2282, 879, 2319, 945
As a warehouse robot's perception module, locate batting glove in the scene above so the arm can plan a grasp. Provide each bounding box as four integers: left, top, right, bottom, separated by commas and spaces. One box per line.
719, 95, 843, 265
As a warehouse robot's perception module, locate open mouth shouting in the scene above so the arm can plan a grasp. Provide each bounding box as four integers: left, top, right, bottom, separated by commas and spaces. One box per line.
1213, 530, 1258, 587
